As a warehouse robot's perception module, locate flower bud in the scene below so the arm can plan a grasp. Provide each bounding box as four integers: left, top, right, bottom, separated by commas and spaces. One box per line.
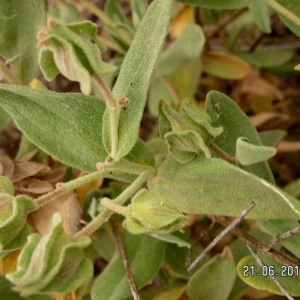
159, 101, 223, 163
123, 189, 188, 234
7, 214, 92, 296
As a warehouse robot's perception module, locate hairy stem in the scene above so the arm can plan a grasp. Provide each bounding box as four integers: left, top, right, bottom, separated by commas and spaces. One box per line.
74, 168, 155, 238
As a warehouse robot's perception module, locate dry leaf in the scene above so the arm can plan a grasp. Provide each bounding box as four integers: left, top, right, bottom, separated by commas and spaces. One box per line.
30, 193, 82, 235
277, 141, 300, 152
0, 155, 14, 179
14, 178, 53, 194
250, 112, 291, 129
11, 161, 50, 183
240, 73, 284, 100
170, 5, 195, 39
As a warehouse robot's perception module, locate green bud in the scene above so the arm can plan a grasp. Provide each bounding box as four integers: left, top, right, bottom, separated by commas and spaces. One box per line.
7, 214, 92, 296
123, 189, 188, 234
0, 177, 37, 251
38, 20, 116, 94
158, 101, 223, 163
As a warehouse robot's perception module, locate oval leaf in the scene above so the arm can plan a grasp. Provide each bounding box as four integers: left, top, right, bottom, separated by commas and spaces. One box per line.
0, 85, 107, 172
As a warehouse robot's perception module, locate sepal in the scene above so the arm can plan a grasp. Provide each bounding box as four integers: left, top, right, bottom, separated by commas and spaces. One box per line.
6, 214, 93, 296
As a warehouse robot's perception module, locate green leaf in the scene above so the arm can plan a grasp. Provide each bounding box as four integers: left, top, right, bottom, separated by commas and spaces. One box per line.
109, 0, 172, 159
39, 21, 116, 94
238, 50, 295, 68
167, 59, 201, 99
205, 91, 275, 183
7, 214, 92, 296
186, 248, 236, 300
150, 233, 191, 248
249, 0, 271, 33
148, 154, 300, 219
148, 76, 174, 117
131, 0, 147, 29
156, 24, 205, 76
91, 232, 165, 300
0, 108, 11, 131
236, 137, 277, 166
274, 0, 300, 37
0, 194, 37, 251
0, 276, 51, 300
259, 130, 286, 147
237, 255, 300, 296
175, 0, 252, 9
0, 84, 107, 172
0, 0, 46, 84
284, 178, 300, 199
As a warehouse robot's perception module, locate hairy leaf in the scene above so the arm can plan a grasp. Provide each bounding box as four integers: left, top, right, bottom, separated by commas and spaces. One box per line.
108, 0, 172, 159
0, 85, 107, 172
148, 155, 300, 219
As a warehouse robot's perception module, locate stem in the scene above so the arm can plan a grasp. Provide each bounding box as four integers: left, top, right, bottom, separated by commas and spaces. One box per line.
93, 75, 116, 108
266, 0, 300, 26
74, 168, 155, 238
101, 158, 155, 175
101, 198, 128, 216
78, 0, 132, 46
0, 60, 20, 84
35, 168, 120, 207
210, 142, 236, 164
92, 75, 119, 160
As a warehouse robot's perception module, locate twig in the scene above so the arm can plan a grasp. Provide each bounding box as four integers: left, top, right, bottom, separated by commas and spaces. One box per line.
186, 200, 257, 273
247, 245, 295, 300
213, 216, 299, 267
111, 222, 140, 300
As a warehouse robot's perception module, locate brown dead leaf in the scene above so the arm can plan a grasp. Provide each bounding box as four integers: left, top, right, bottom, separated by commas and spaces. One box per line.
0, 155, 14, 179
16, 149, 38, 162
170, 5, 195, 39
30, 193, 82, 235
277, 140, 300, 152
38, 166, 66, 183
11, 161, 51, 183
14, 178, 53, 194
250, 112, 291, 129
240, 73, 284, 100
